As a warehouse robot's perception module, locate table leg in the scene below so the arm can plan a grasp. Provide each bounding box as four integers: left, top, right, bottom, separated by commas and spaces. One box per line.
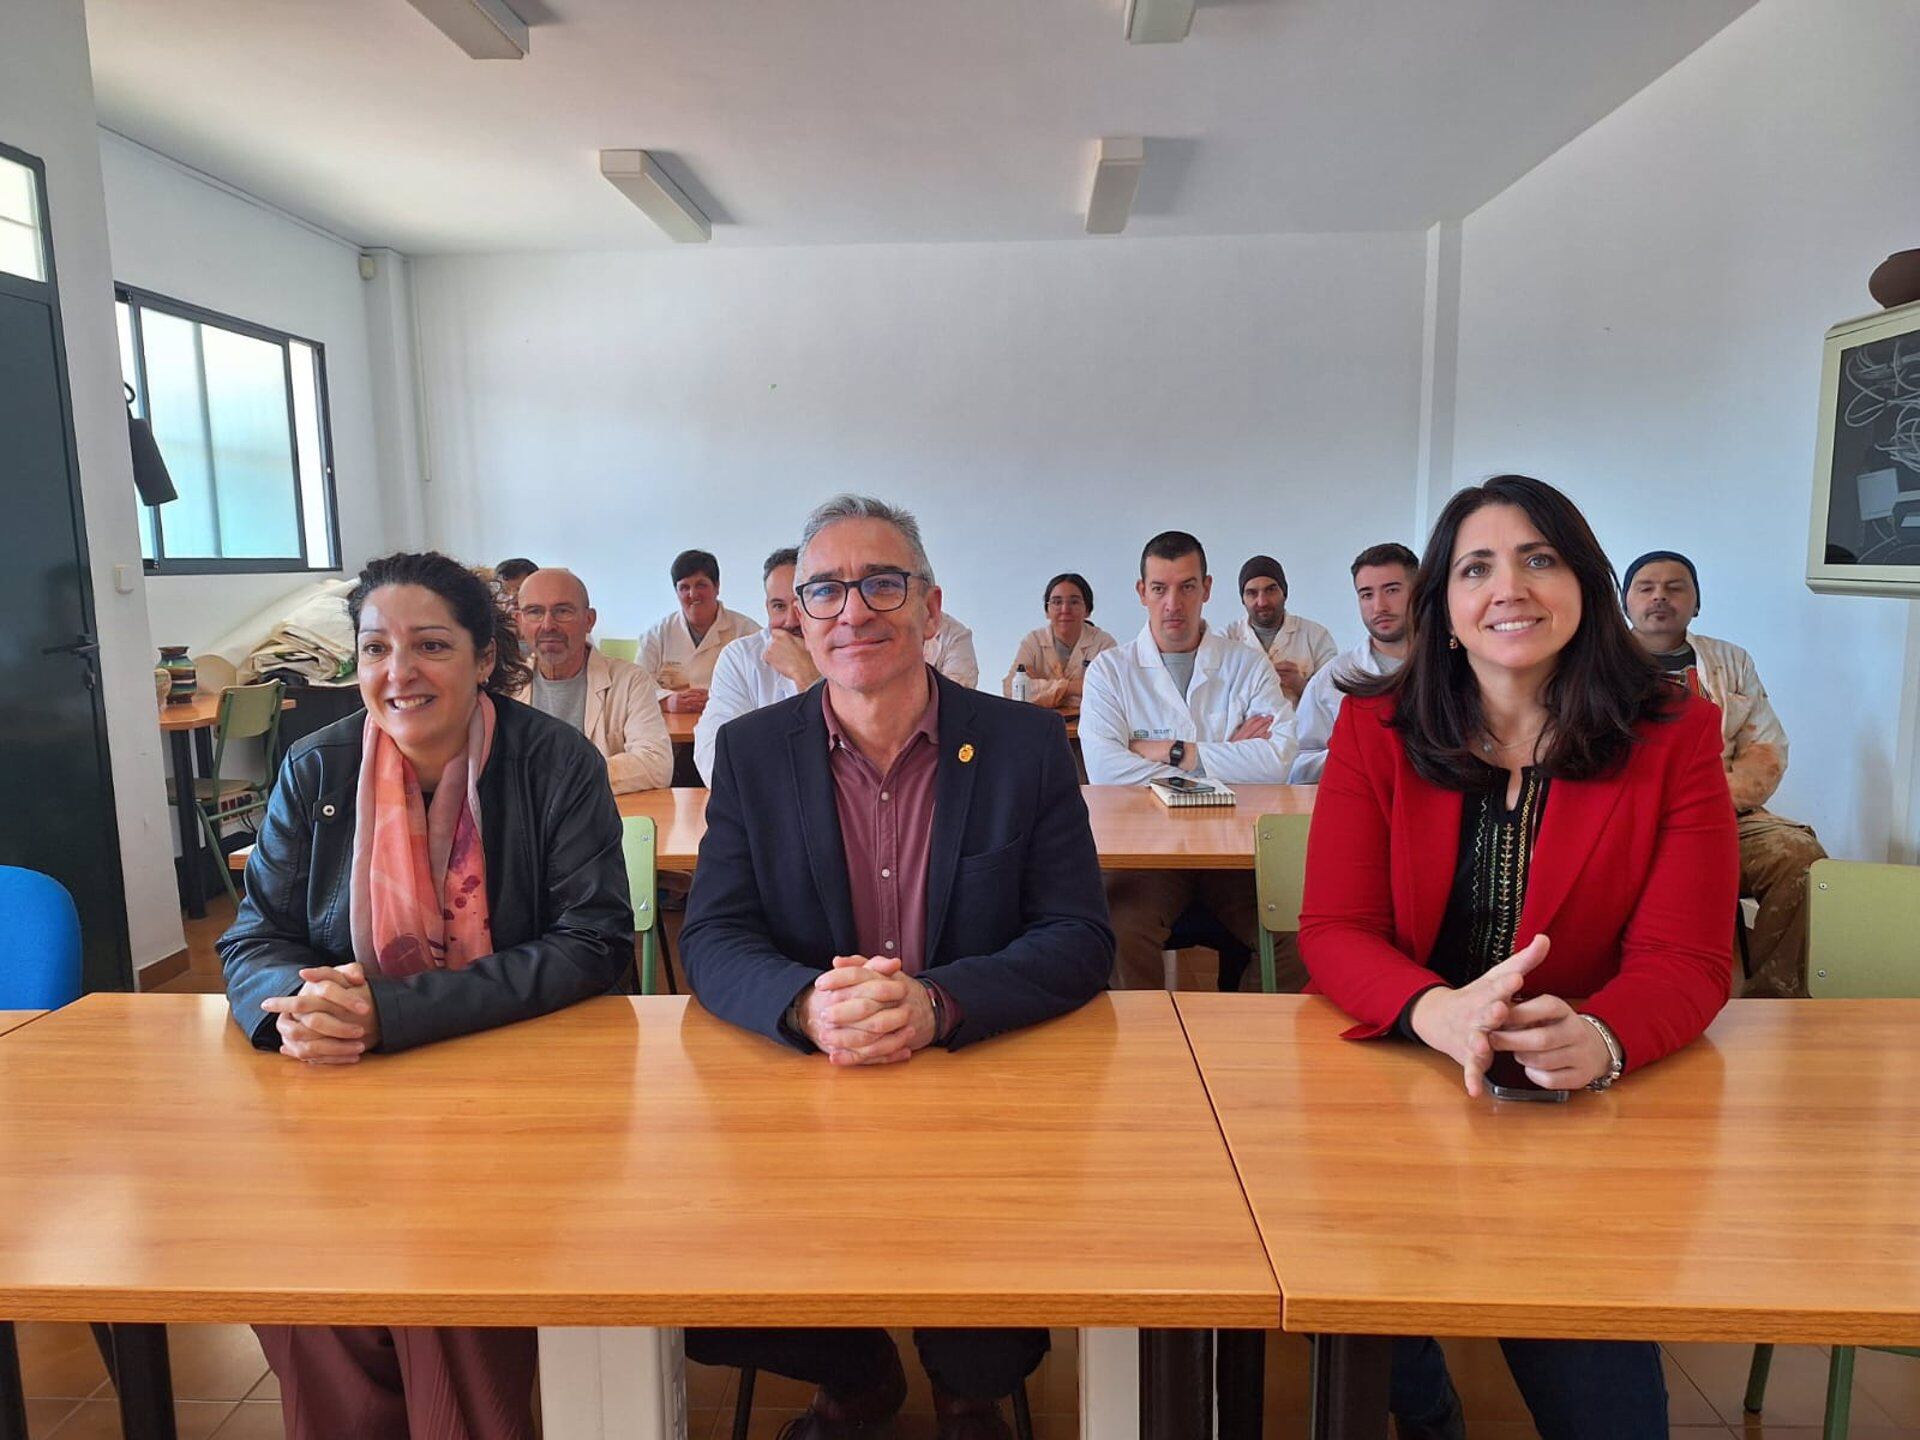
1079, 1328, 1140, 1440
1140, 1329, 1211, 1440
537, 1327, 684, 1440
1, 1322, 27, 1440
1215, 1330, 1265, 1440
1309, 1334, 1391, 1440
168, 728, 205, 920
107, 1324, 176, 1440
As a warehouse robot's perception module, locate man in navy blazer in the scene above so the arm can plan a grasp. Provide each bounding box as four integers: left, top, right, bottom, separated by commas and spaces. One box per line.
682, 494, 1112, 1440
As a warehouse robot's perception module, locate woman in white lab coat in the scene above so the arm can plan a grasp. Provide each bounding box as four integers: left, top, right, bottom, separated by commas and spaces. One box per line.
1002, 573, 1117, 708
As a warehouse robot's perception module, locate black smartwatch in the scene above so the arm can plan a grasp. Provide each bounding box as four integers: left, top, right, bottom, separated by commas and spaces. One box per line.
1168, 740, 1188, 769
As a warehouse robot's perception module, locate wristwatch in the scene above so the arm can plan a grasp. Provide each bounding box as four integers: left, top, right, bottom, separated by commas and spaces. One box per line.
1168, 740, 1188, 769
1579, 1013, 1625, 1091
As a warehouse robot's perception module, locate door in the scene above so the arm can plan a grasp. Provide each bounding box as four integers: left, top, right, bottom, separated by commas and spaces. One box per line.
0, 141, 134, 993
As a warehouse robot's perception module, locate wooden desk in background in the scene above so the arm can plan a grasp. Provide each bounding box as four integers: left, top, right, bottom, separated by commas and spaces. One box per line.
619, 783, 1316, 872
1175, 993, 1920, 1439
0, 1012, 44, 1038
0, 993, 1275, 1440
157, 691, 296, 920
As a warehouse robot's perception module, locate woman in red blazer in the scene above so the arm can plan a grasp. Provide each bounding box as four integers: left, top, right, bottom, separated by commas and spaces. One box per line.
1299, 474, 1737, 1439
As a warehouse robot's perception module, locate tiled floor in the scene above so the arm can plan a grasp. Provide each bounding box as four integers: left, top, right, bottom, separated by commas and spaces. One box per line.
115, 902, 1920, 1436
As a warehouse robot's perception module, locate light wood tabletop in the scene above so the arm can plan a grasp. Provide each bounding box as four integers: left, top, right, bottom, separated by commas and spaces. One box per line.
619, 783, 1316, 872
157, 689, 296, 732
0, 992, 1275, 1330
0, 1010, 45, 1037
1176, 993, 1920, 1347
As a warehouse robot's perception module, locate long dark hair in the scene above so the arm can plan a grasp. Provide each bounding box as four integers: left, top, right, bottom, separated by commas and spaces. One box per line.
1345, 475, 1671, 788
348, 551, 532, 696
1043, 572, 1095, 614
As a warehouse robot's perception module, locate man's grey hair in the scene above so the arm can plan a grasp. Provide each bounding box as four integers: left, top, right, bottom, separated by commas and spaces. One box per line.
762, 546, 799, 582
795, 494, 936, 584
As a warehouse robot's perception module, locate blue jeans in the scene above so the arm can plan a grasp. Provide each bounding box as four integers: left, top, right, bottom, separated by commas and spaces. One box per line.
1392, 1335, 1667, 1440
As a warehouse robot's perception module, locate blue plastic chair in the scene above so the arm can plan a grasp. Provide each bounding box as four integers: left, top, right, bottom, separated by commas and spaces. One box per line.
0, 866, 82, 1009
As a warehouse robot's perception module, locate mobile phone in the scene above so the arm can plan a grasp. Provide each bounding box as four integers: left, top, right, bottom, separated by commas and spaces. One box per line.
1161, 776, 1208, 792
1486, 1051, 1570, 1103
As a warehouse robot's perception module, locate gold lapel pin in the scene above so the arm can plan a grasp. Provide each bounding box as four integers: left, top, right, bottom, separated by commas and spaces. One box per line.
957, 743, 975, 764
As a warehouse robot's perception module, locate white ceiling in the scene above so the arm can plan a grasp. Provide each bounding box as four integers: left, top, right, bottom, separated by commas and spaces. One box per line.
84, 0, 1755, 254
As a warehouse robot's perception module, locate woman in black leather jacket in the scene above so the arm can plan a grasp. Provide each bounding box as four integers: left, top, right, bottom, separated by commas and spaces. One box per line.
217, 550, 632, 1439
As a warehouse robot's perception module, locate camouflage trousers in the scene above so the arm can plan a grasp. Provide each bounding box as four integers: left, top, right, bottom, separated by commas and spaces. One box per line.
1737, 808, 1827, 999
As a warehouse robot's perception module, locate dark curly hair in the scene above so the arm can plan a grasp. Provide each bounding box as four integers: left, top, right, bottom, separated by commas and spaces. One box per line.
1344, 474, 1673, 788
348, 551, 532, 696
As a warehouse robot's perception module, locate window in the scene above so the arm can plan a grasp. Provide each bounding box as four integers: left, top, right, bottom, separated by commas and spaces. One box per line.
116, 286, 340, 573
0, 152, 47, 283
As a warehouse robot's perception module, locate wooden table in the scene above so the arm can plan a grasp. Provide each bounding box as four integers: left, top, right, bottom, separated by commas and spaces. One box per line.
157, 691, 296, 919
0, 993, 1274, 1440
620, 783, 1316, 873
0, 1012, 43, 1038
1176, 993, 1920, 1438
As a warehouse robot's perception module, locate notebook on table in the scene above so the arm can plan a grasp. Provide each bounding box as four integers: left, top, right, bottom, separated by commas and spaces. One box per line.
1148, 777, 1238, 808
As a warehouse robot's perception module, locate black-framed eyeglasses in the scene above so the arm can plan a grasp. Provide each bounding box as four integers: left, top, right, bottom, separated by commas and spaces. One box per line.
797, 569, 922, 619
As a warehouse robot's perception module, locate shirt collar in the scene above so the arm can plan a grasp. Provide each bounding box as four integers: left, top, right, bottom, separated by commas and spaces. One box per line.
822, 666, 942, 753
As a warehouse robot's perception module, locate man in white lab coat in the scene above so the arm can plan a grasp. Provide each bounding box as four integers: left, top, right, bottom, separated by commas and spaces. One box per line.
1081, 531, 1298, 989
1219, 554, 1338, 707
923, 610, 980, 689
693, 547, 818, 785
1288, 543, 1417, 783
637, 548, 761, 714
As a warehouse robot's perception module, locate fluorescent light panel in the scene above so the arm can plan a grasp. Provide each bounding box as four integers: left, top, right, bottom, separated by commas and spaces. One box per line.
405, 0, 528, 59
1085, 137, 1145, 236
1124, 0, 1196, 44
600, 150, 712, 244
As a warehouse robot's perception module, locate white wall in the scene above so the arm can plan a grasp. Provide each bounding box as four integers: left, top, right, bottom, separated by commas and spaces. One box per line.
96, 132, 389, 650
412, 234, 1428, 678
1, 0, 180, 969
1450, 0, 1920, 861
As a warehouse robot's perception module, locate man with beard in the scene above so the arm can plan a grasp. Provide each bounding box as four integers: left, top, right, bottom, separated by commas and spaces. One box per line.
1289, 543, 1417, 783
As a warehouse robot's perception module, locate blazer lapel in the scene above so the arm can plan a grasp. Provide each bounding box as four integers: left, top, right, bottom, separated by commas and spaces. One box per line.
1516, 769, 1628, 939
1401, 773, 1463, 966
584, 651, 612, 744
924, 677, 979, 962
786, 700, 858, 955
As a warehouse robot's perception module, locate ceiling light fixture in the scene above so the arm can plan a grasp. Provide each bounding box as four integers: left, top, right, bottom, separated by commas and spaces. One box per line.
599, 151, 712, 244
1085, 137, 1145, 236
1124, 0, 1196, 44
403, 0, 528, 59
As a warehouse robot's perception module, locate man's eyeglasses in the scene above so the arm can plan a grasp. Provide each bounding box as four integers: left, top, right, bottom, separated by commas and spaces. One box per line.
797, 570, 923, 620
518, 604, 582, 624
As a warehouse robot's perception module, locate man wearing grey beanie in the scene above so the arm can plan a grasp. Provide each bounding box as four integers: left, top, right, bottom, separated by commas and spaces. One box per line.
1219, 554, 1337, 705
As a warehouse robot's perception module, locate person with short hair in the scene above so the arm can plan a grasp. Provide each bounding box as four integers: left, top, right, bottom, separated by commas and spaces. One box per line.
493, 556, 538, 605
638, 548, 761, 713
692, 546, 818, 785
1302, 477, 1736, 1437
1081, 531, 1296, 989
682, 494, 1111, 1440
1622, 549, 1826, 997
511, 567, 672, 794
1219, 554, 1337, 705
1289, 543, 1418, 782
220, 550, 632, 1440
1001, 572, 1116, 707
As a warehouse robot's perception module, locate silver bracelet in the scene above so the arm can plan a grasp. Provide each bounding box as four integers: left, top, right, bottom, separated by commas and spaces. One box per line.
1579, 1013, 1625, 1091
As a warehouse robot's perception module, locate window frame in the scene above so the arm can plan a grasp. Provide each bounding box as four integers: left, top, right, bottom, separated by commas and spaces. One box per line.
117, 283, 343, 577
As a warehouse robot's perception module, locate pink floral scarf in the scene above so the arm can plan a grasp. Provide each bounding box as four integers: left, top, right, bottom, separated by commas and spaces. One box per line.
349, 692, 496, 978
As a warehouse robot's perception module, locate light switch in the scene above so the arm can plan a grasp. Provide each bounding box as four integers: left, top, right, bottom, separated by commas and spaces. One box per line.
114, 563, 135, 594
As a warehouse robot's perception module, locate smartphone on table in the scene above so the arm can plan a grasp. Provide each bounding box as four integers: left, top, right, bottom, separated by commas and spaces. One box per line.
1486, 1050, 1570, 1103
1160, 776, 1209, 792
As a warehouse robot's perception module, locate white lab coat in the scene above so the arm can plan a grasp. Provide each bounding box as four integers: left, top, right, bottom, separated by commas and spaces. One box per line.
1287, 640, 1401, 783
1080, 624, 1296, 785
1002, 623, 1118, 700
693, 629, 804, 785
638, 604, 760, 697
1219, 612, 1338, 685
924, 611, 980, 689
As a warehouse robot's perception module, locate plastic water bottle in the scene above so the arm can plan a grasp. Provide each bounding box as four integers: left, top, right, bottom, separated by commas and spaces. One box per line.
1011, 664, 1030, 702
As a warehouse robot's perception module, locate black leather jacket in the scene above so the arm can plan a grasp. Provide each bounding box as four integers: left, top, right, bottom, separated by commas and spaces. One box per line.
218, 694, 633, 1053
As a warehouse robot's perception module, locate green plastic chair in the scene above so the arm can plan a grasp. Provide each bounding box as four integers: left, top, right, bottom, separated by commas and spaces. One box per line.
1253, 813, 1311, 994
621, 815, 663, 994
164, 681, 284, 903
1745, 858, 1920, 1437
598, 637, 641, 663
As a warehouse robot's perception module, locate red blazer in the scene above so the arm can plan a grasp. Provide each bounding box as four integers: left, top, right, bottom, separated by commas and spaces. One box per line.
1299, 692, 1737, 1072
